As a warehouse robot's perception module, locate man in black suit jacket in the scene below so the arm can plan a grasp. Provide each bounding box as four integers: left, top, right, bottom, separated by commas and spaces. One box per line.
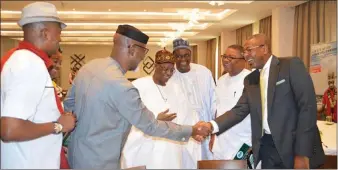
205, 34, 324, 169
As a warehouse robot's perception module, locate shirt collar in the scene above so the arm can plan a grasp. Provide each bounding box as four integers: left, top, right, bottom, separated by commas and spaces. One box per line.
18, 41, 53, 69
260, 55, 273, 72
229, 69, 247, 80
110, 57, 127, 74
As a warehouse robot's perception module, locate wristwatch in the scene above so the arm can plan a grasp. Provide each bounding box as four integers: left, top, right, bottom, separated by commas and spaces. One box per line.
53, 121, 63, 134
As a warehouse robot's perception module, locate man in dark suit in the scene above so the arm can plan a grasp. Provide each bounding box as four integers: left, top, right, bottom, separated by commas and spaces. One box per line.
206, 34, 325, 169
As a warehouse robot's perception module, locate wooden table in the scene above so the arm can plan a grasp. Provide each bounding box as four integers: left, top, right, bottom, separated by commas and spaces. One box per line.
317, 121, 337, 168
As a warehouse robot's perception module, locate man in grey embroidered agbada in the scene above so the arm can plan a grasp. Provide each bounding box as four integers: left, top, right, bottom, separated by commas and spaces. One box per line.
63, 25, 210, 169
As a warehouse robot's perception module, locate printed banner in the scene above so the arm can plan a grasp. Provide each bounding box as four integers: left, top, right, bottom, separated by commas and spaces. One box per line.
310, 41, 337, 95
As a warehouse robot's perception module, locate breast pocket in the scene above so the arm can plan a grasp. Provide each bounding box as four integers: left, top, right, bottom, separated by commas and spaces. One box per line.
274, 78, 291, 102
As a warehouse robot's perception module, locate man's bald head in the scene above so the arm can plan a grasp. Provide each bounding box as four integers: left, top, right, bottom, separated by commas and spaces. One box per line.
243, 33, 272, 69
247, 33, 271, 53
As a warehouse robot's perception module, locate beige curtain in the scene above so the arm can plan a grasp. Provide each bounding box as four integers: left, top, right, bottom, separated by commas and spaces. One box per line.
217, 36, 222, 79
191, 45, 198, 63
293, 0, 337, 69
206, 38, 217, 79
236, 24, 253, 46
259, 16, 272, 48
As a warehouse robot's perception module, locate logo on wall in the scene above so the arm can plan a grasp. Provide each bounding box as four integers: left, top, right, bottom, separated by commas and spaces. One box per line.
69, 54, 85, 84
70, 54, 85, 72
143, 56, 154, 75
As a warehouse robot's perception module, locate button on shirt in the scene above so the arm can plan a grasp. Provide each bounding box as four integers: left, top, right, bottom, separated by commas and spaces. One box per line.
1, 50, 62, 169
210, 55, 273, 135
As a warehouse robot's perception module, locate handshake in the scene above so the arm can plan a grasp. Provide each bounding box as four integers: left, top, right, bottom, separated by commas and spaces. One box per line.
191, 121, 213, 142
156, 110, 213, 142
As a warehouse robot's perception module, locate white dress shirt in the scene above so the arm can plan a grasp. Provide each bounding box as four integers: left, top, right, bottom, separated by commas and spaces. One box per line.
212, 69, 252, 160
122, 76, 183, 169
1, 49, 62, 169
211, 55, 273, 135
260, 55, 273, 134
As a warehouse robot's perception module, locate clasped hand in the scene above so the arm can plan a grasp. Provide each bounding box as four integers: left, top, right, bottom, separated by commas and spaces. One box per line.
192, 121, 213, 142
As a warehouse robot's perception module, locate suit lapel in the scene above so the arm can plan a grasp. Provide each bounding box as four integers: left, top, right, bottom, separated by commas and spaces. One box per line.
267, 56, 280, 118
248, 69, 263, 122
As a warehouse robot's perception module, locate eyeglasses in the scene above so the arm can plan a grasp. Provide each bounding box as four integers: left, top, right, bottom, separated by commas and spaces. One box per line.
158, 65, 175, 74
244, 44, 265, 54
128, 44, 149, 54
221, 55, 245, 61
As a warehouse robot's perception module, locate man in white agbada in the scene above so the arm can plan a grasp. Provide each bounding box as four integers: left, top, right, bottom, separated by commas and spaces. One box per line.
169, 38, 217, 168
210, 45, 252, 161
121, 49, 183, 169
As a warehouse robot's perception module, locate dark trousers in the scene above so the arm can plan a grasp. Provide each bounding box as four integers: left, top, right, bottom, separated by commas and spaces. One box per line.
259, 134, 287, 169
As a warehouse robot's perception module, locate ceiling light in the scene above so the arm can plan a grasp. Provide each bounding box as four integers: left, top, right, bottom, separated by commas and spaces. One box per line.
11, 37, 176, 42
156, 8, 212, 47
209, 1, 215, 6
10, 37, 171, 45
202, 1, 253, 4
58, 42, 164, 45
62, 11, 183, 16
209, 1, 225, 6
72, 8, 75, 11
216, 9, 233, 19
1, 9, 230, 17
1, 30, 197, 36
1, 22, 208, 28
1, 30, 196, 34
108, 9, 111, 11
157, 39, 168, 48
168, 23, 190, 32
178, 8, 211, 23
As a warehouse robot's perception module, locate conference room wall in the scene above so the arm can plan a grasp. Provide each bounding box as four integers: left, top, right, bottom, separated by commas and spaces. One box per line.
59, 43, 209, 89
0, 36, 208, 89
59, 44, 175, 89
0, 36, 19, 57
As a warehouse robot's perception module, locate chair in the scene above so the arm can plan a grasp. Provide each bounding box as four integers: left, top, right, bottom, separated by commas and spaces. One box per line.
198, 160, 247, 169
124, 165, 146, 170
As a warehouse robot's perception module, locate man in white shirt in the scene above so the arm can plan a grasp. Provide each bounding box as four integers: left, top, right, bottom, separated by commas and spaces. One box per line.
0, 2, 76, 169
169, 38, 217, 168
210, 45, 252, 161
122, 48, 184, 169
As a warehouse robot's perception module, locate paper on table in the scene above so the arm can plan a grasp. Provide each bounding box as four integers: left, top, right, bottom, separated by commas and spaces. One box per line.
317, 121, 337, 155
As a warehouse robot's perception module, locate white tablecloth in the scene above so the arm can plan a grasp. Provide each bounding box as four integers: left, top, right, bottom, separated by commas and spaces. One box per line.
317, 120, 337, 155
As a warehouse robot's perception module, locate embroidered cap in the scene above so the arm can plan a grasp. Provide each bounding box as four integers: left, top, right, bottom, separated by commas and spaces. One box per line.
155, 48, 175, 64
173, 38, 191, 52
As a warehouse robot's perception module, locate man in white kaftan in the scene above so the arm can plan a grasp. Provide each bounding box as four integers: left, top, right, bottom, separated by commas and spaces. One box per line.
169, 38, 217, 168
211, 45, 252, 161
121, 49, 184, 169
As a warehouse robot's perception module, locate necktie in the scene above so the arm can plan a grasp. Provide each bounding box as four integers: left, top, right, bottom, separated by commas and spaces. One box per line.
260, 69, 265, 136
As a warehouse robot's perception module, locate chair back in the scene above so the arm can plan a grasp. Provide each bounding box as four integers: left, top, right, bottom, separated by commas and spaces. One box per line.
198, 160, 247, 169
